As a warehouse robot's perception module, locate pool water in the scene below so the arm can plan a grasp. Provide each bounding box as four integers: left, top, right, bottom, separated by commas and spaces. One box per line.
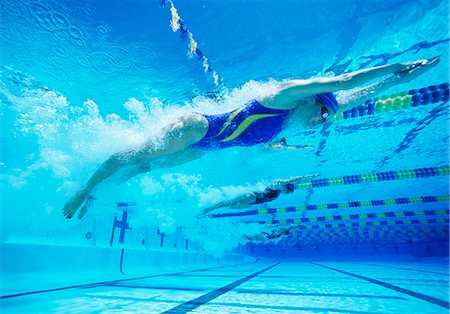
1, 0, 449, 313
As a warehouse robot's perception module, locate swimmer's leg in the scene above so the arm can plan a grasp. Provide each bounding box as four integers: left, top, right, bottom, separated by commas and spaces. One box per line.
63, 151, 137, 219
63, 113, 208, 219
116, 164, 152, 185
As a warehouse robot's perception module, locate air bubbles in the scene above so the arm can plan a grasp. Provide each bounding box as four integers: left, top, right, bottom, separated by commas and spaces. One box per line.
53, 29, 68, 41
51, 45, 66, 57
68, 25, 83, 39
77, 55, 92, 68
3, 0, 29, 22
84, 7, 93, 16
109, 46, 133, 69
97, 25, 109, 35
29, 1, 52, 17
50, 45, 67, 65
69, 26, 86, 46
153, 45, 185, 74
91, 51, 120, 75
28, 1, 87, 47
132, 45, 158, 70
51, 12, 70, 29
73, 38, 86, 47
29, 2, 59, 32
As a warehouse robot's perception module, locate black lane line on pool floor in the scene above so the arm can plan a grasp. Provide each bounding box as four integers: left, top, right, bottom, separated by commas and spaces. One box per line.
311, 262, 450, 310
161, 262, 280, 314
0, 261, 258, 299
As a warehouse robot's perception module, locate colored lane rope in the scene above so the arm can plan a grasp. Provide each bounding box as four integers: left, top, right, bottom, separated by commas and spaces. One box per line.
160, 0, 220, 86
257, 209, 449, 226
294, 224, 449, 235
294, 227, 448, 238
210, 195, 450, 218
291, 224, 448, 238
292, 229, 448, 244
297, 165, 449, 189
273, 219, 448, 242
295, 228, 447, 240
257, 215, 449, 243
329, 83, 449, 121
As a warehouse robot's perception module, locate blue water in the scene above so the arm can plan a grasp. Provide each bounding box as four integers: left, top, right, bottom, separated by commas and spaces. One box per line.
1, 0, 449, 313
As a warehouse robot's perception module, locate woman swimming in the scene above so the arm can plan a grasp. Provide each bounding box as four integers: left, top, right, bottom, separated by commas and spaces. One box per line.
200, 175, 318, 215
63, 56, 439, 219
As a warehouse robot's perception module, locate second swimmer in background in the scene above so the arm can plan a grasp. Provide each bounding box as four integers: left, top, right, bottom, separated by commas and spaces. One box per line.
200, 174, 318, 215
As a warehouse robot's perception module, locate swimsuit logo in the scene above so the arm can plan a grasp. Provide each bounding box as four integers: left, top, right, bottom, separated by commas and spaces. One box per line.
216, 107, 244, 137
220, 113, 280, 142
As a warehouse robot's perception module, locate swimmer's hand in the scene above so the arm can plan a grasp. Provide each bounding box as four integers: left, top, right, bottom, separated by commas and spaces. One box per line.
195, 207, 213, 219
268, 138, 314, 150
195, 212, 211, 219
269, 143, 314, 150
298, 173, 320, 180
396, 56, 440, 82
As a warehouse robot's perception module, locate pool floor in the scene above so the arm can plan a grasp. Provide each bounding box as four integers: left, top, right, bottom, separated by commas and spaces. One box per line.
1, 260, 449, 313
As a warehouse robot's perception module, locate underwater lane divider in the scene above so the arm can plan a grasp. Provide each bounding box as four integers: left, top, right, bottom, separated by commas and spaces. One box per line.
160, 0, 220, 86
210, 195, 450, 218
297, 165, 450, 190
273, 218, 448, 240
329, 83, 449, 121
255, 209, 449, 226
299, 225, 449, 235
295, 227, 448, 238
291, 227, 448, 243
290, 228, 448, 245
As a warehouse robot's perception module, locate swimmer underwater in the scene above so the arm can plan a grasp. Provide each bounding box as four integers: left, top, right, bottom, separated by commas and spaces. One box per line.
200, 174, 319, 216
63, 56, 439, 219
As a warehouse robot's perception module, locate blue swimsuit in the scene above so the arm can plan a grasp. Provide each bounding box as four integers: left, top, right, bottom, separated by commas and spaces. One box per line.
190, 93, 339, 150
190, 100, 292, 150
250, 188, 282, 205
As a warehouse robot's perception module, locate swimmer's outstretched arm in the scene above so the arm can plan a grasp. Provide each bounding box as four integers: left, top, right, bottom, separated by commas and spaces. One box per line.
201, 192, 257, 215
268, 174, 319, 190
266, 138, 314, 150
338, 56, 440, 107
243, 224, 301, 241
201, 200, 231, 215
263, 57, 439, 108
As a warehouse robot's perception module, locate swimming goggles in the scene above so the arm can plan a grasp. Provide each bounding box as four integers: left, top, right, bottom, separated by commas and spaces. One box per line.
316, 93, 339, 122
321, 105, 330, 122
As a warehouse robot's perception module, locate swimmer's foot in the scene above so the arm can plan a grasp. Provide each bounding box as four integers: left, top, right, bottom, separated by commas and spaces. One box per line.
63, 190, 88, 219
78, 196, 96, 219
